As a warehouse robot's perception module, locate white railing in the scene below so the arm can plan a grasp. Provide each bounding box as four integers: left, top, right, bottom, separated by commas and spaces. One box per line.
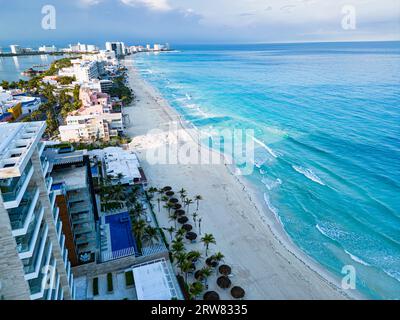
101, 247, 136, 262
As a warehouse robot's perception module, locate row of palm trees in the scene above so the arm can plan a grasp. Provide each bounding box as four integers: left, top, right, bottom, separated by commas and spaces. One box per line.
147, 187, 203, 217
147, 185, 230, 300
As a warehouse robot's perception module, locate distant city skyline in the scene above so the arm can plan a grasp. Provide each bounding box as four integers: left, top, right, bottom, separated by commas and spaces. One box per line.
0, 0, 399, 47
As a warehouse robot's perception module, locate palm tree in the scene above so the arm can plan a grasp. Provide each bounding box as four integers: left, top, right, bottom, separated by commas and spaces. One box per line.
176, 228, 186, 238
178, 188, 187, 202
192, 212, 198, 227
179, 259, 193, 283
199, 267, 213, 286
168, 211, 178, 229
171, 240, 185, 257
201, 233, 216, 256
194, 195, 203, 211
164, 201, 175, 216
174, 252, 188, 270
213, 252, 225, 263
110, 184, 125, 201
184, 198, 194, 216
187, 250, 202, 264
163, 226, 176, 241
189, 281, 204, 300
132, 219, 147, 249
198, 218, 202, 235
143, 226, 160, 246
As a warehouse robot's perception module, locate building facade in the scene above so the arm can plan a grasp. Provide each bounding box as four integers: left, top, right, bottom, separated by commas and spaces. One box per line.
0, 122, 75, 300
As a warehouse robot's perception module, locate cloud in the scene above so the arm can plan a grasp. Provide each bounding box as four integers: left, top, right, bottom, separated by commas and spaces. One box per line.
120, 0, 171, 11
79, 0, 102, 6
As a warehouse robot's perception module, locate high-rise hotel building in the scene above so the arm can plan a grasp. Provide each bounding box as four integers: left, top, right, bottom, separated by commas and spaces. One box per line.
0, 122, 75, 300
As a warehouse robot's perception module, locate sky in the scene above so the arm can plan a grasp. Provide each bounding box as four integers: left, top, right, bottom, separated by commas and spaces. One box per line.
0, 0, 399, 47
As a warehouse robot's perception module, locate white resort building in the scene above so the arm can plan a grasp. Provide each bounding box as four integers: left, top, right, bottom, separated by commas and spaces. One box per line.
0, 122, 76, 300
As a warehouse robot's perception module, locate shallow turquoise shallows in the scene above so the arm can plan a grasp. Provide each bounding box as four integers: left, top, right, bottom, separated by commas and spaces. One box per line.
131, 42, 400, 299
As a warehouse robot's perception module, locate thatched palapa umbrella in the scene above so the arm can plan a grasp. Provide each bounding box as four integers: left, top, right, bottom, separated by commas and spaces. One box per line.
175, 209, 186, 217
217, 276, 232, 289
166, 191, 175, 197
186, 232, 198, 241
163, 186, 172, 192
169, 197, 179, 203
219, 264, 232, 276
178, 216, 189, 224
174, 204, 182, 210
182, 224, 193, 232
231, 286, 245, 299
206, 257, 219, 268
203, 291, 220, 301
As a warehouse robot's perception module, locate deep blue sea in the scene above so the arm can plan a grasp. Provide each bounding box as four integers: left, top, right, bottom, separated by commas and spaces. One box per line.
131, 42, 400, 299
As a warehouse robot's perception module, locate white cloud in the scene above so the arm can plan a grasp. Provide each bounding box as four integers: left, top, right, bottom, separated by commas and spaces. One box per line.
120, 0, 171, 11
79, 0, 102, 6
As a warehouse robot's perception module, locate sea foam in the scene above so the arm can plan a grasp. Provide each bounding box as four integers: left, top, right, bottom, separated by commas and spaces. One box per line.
292, 165, 325, 186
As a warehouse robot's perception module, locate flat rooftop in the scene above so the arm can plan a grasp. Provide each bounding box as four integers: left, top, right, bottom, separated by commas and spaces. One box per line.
52, 165, 87, 191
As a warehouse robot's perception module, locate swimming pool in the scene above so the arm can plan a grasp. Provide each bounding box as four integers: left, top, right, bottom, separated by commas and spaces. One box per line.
105, 212, 138, 254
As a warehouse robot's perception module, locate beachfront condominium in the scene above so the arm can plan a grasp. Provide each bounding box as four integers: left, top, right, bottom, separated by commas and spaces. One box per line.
45, 147, 98, 267
0, 122, 75, 300
105, 41, 126, 57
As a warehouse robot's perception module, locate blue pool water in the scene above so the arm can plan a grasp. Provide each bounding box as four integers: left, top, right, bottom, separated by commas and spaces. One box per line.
105, 212, 138, 253
130, 42, 400, 299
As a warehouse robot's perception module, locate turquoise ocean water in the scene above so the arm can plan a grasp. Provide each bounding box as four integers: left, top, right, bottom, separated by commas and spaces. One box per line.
130, 42, 400, 299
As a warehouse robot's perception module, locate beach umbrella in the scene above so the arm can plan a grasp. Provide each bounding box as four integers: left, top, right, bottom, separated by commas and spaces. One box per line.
175, 209, 186, 216
203, 291, 220, 301
174, 204, 182, 210
182, 224, 193, 232
169, 197, 179, 203
218, 265, 232, 276
186, 232, 198, 241
231, 286, 245, 299
217, 276, 232, 289
166, 191, 175, 197
206, 257, 219, 268
178, 216, 189, 224
163, 186, 172, 192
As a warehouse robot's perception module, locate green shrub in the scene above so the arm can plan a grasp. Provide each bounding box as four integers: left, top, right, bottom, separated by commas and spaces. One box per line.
93, 277, 99, 296
125, 271, 134, 287
107, 273, 113, 292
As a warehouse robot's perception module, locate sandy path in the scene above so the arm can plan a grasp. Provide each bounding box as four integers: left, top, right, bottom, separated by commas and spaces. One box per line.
122, 59, 359, 300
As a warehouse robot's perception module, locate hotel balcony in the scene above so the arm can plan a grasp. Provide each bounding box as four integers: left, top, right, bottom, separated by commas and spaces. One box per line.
16, 205, 45, 259
60, 233, 66, 253
8, 187, 40, 237
28, 242, 53, 300
37, 141, 46, 158
49, 191, 56, 211
63, 247, 69, 269
0, 161, 34, 209
53, 274, 60, 300
41, 156, 50, 177
74, 223, 93, 236
71, 212, 91, 225
44, 258, 57, 300
53, 206, 60, 222
23, 224, 49, 280
46, 176, 53, 194
56, 217, 62, 241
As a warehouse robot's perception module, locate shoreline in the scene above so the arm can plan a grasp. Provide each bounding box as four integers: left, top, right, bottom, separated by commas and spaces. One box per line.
122, 57, 364, 300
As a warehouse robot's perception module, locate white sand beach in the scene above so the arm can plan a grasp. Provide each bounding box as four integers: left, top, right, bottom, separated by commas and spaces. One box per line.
122, 59, 361, 300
